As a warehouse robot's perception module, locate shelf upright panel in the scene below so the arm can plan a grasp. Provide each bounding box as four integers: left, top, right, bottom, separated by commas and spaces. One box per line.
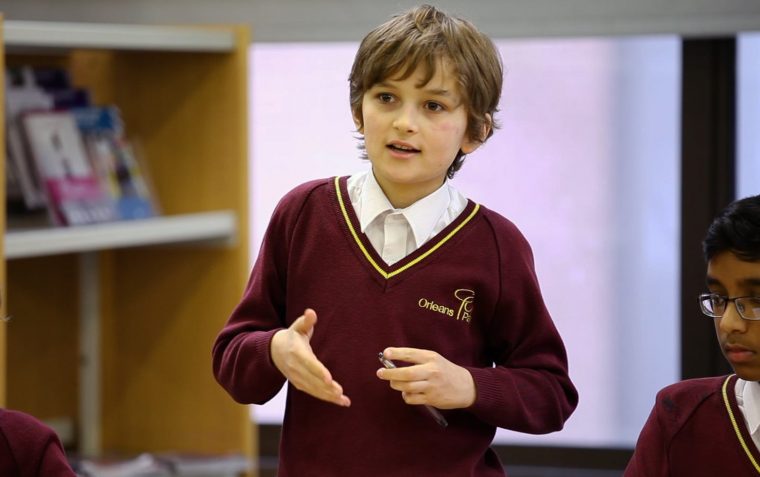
0, 14, 7, 407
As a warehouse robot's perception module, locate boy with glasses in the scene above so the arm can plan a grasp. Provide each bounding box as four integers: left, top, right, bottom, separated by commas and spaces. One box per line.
625, 194, 760, 475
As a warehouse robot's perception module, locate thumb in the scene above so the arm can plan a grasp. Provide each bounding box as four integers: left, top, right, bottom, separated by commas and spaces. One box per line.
291, 308, 317, 337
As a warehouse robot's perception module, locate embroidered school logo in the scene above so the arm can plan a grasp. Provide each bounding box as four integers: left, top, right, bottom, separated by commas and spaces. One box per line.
417, 298, 455, 317
417, 288, 475, 323
454, 289, 475, 323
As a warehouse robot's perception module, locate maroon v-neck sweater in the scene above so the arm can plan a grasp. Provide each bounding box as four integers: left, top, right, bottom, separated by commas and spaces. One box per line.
213, 177, 577, 477
625, 375, 760, 476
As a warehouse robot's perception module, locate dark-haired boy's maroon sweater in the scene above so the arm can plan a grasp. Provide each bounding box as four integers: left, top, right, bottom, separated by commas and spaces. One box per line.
213, 177, 577, 477
624, 375, 760, 476
0, 408, 76, 477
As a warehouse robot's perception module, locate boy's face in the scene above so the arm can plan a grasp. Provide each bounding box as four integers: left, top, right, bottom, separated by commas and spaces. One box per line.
357, 60, 481, 208
707, 251, 760, 381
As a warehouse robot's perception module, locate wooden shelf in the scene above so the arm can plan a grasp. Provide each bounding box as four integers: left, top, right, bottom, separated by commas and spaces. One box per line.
4, 20, 236, 52
5, 210, 237, 260
1, 20, 253, 460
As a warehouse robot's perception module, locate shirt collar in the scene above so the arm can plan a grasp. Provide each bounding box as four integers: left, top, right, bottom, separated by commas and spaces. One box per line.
358, 171, 452, 248
742, 379, 760, 436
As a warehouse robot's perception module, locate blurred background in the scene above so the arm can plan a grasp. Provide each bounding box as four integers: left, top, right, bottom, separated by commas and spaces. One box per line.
0, 1, 758, 475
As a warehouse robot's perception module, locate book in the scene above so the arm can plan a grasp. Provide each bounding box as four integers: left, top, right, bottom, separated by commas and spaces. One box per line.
5, 67, 53, 209
10, 65, 92, 109
72, 106, 158, 220
74, 453, 170, 477
70, 452, 251, 477
20, 110, 119, 226
157, 453, 252, 476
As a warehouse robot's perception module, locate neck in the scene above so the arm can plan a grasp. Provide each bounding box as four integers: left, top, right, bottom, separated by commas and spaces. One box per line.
373, 174, 444, 209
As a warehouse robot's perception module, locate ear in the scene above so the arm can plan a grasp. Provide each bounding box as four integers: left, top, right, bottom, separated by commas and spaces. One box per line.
480, 113, 493, 142
353, 113, 364, 133
461, 114, 492, 154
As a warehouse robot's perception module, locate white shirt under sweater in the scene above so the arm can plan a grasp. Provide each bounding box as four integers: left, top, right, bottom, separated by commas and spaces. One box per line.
347, 170, 468, 265
736, 378, 760, 451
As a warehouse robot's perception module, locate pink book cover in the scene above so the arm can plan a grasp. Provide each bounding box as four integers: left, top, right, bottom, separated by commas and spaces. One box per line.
21, 111, 118, 226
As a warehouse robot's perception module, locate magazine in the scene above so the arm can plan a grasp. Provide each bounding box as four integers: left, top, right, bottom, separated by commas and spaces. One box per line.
21, 110, 119, 226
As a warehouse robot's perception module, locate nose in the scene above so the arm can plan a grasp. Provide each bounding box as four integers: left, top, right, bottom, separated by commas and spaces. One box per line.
392, 105, 418, 134
718, 301, 748, 334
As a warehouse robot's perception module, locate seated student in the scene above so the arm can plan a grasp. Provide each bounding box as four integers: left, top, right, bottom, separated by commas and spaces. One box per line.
0, 408, 76, 476
624, 194, 760, 476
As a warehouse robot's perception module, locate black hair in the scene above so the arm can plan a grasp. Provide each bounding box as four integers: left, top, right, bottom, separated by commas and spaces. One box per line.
703, 194, 760, 262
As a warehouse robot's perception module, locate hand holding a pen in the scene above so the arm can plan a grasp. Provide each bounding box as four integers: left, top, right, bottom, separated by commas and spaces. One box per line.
270, 308, 351, 407
377, 347, 476, 412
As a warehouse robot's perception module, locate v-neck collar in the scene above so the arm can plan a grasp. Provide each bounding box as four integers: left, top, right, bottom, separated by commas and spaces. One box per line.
722, 374, 760, 474
333, 176, 480, 281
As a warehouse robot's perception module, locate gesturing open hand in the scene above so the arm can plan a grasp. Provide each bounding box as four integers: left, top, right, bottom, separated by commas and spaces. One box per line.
270, 308, 351, 407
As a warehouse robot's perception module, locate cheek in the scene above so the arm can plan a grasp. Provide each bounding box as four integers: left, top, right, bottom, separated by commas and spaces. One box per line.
430, 117, 469, 143
431, 120, 463, 134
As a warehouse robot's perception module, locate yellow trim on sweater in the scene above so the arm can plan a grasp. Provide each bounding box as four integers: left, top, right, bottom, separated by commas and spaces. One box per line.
722, 374, 760, 474
334, 176, 480, 280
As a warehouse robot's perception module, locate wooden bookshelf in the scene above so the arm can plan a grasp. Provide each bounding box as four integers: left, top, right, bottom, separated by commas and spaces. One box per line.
0, 17, 253, 466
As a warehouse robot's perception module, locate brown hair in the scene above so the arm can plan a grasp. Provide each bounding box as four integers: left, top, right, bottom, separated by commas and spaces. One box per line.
349, 4, 503, 178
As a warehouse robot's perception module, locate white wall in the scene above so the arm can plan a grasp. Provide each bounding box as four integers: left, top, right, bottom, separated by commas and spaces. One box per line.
739, 33, 760, 198
249, 36, 681, 447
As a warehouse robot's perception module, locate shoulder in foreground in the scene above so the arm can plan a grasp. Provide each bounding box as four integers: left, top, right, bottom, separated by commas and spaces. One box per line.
282, 177, 333, 200
0, 408, 57, 438
655, 375, 731, 407
275, 177, 334, 209
476, 203, 530, 242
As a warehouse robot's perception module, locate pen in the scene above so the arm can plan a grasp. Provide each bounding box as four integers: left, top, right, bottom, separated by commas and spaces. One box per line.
378, 352, 449, 428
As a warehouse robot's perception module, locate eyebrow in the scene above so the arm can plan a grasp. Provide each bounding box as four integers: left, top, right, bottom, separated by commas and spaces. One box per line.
374, 81, 456, 98
705, 276, 760, 288
424, 88, 454, 97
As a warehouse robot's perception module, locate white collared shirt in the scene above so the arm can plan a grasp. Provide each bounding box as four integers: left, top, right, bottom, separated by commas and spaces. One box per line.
347, 170, 467, 265
736, 378, 760, 451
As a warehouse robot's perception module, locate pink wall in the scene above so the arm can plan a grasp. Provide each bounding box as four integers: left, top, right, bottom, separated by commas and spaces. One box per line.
248, 37, 680, 446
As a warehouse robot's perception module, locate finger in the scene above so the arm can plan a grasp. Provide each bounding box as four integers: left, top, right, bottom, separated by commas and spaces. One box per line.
291, 308, 318, 336
301, 376, 351, 407
291, 365, 336, 394
388, 379, 428, 394
377, 364, 427, 382
323, 379, 351, 407
384, 347, 433, 363
401, 391, 429, 406
294, 348, 334, 384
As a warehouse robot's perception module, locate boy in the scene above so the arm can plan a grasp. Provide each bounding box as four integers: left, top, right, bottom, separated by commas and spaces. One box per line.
624, 194, 760, 476
213, 5, 577, 476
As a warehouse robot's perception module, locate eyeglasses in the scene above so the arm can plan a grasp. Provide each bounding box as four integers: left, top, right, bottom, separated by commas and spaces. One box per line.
699, 293, 760, 321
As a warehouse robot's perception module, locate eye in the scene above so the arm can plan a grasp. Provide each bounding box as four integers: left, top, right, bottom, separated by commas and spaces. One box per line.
425, 101, 445, 112
377, 93, 394, 103
709, 294, 727, 311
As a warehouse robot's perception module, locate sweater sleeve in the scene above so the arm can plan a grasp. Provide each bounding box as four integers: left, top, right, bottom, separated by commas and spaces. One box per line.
212, 182, 316, 404
464, 214, 578, 433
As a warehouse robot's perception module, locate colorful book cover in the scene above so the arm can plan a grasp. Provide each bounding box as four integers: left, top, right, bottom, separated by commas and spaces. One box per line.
72, 106, 158, 220
21, 110, 119, 226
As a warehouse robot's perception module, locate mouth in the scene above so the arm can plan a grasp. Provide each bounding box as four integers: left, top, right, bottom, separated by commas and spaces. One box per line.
724, 344, 757, 364
387, 142, 420, 154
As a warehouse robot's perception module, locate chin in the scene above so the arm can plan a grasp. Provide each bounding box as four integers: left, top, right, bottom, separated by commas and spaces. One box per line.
731, 365, 760, 382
